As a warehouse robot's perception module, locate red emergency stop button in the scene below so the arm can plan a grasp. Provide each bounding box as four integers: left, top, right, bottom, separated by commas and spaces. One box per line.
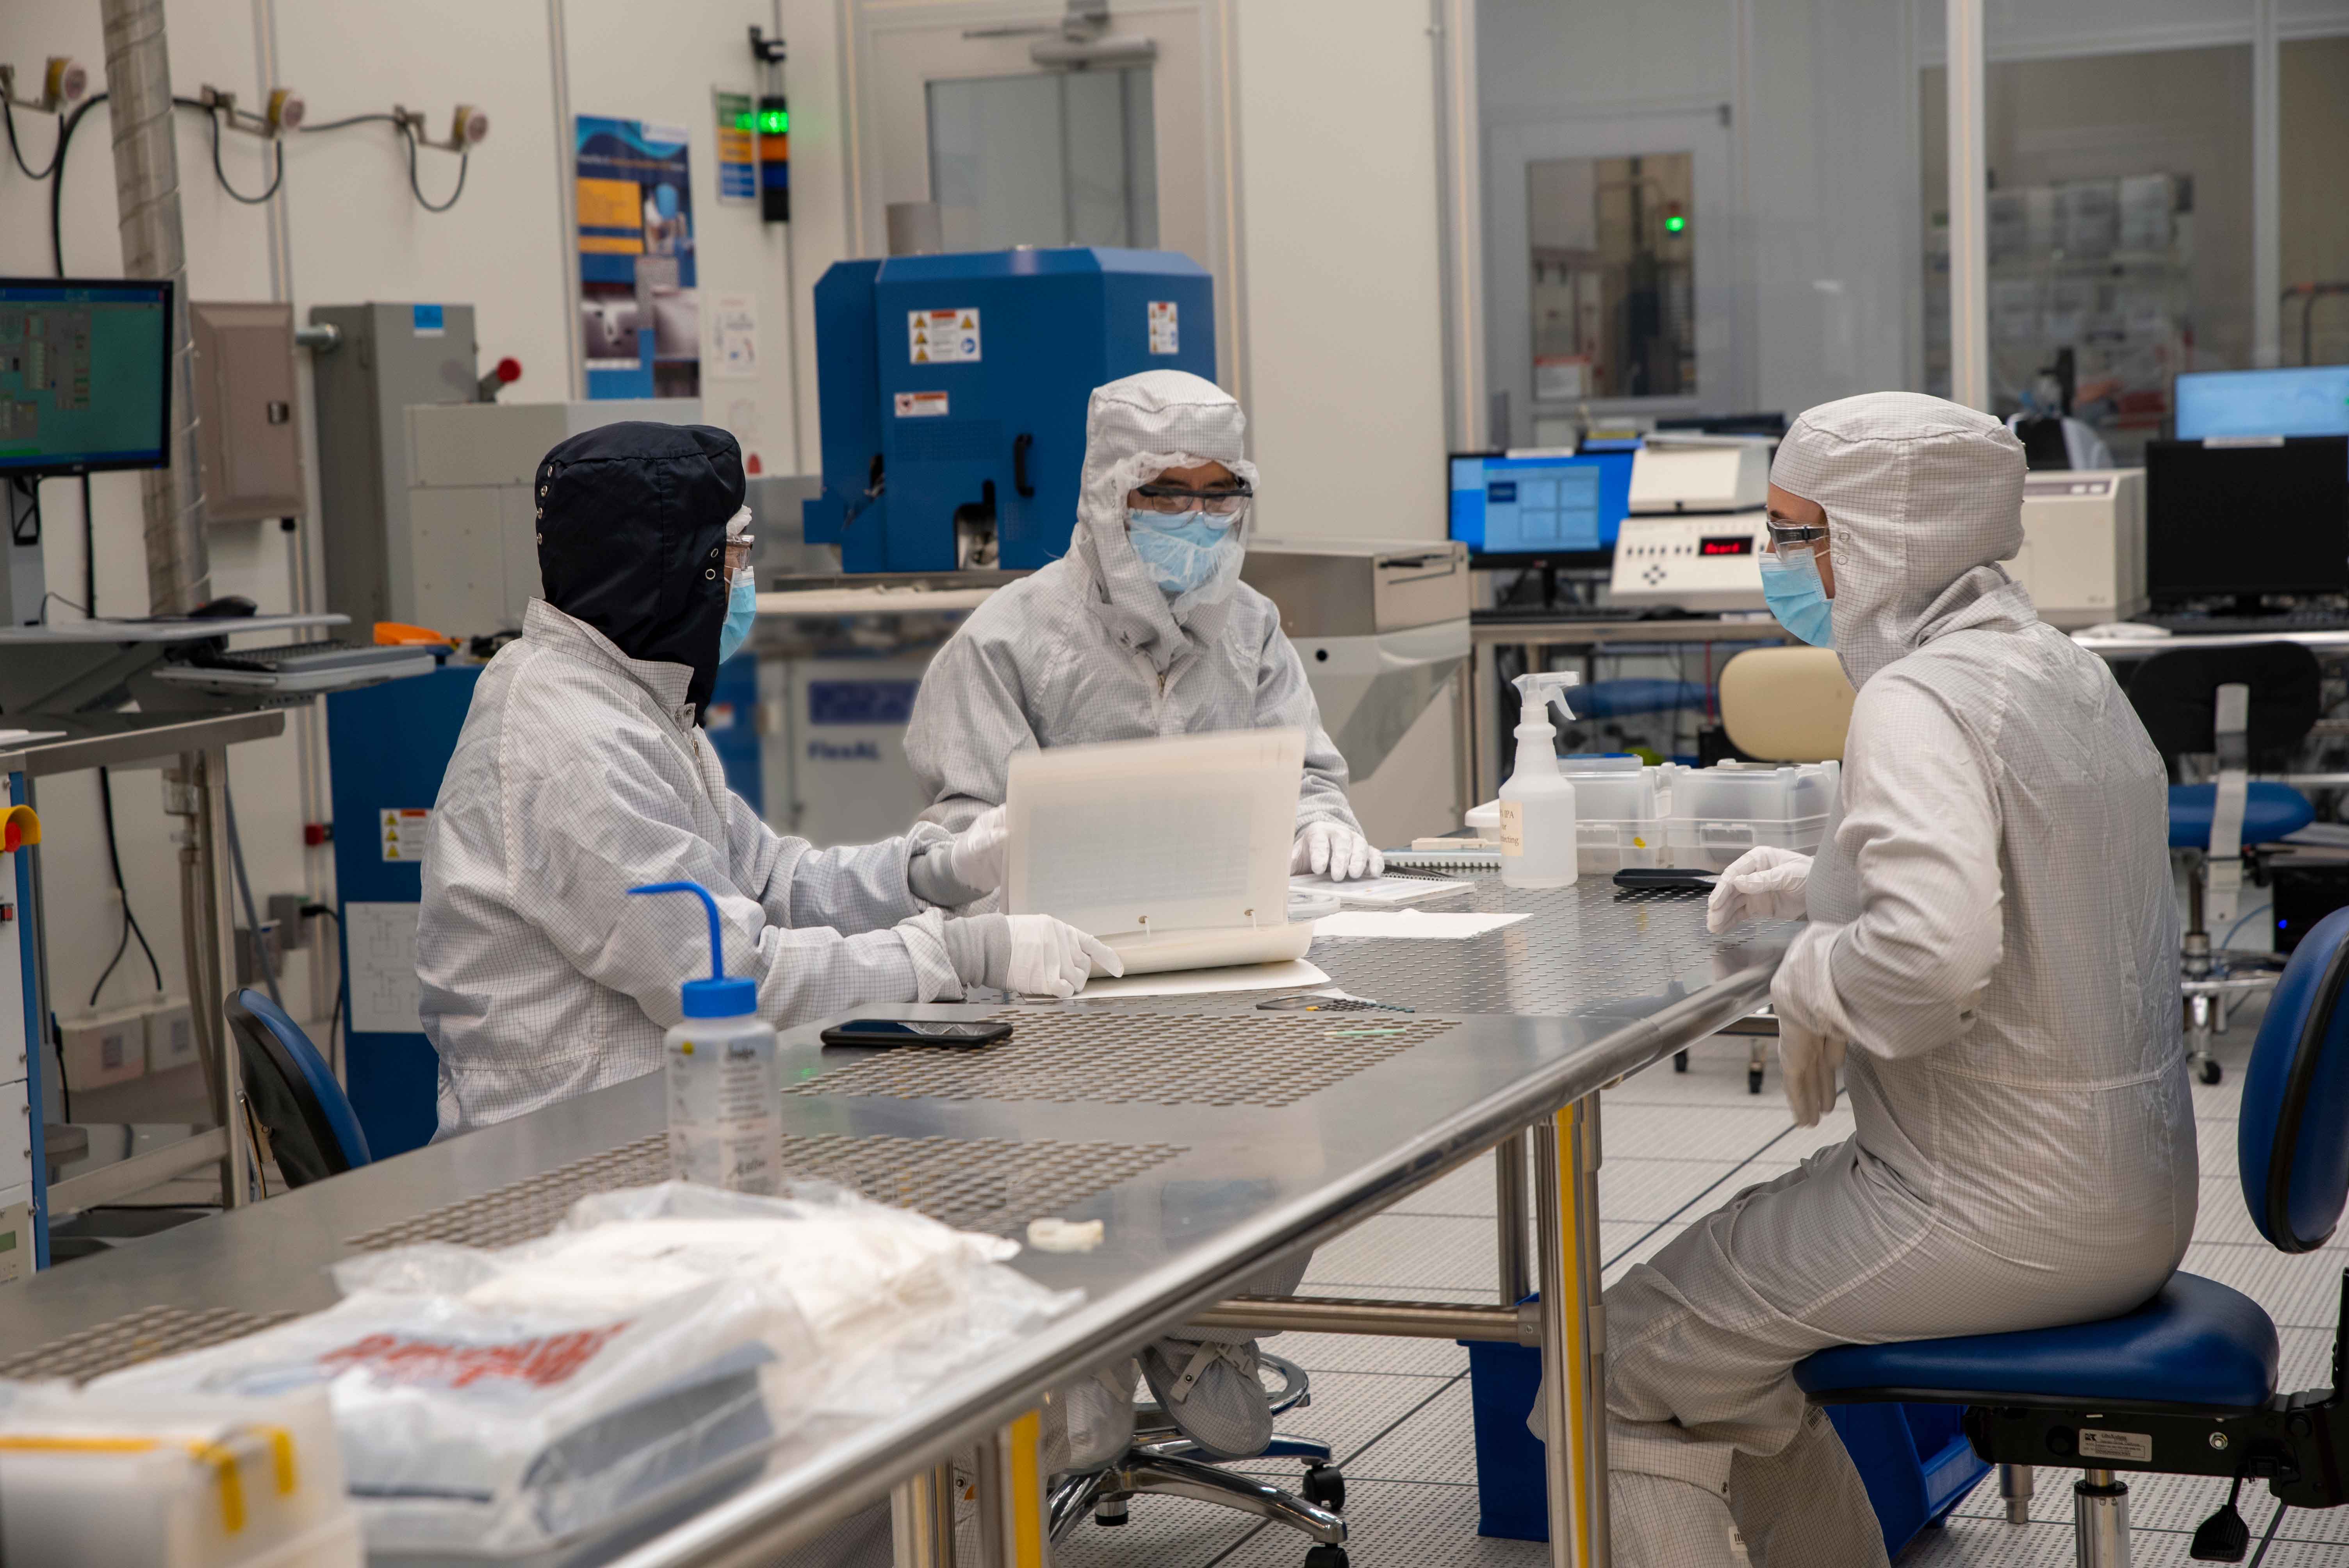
2, 804, 40, 853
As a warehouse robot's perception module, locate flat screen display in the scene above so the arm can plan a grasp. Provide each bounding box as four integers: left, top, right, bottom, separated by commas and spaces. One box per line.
1448, 449, 1635, 560
0, 277, 173, 476
2175, 366, 2349, 454
2145, 436, 2349, 597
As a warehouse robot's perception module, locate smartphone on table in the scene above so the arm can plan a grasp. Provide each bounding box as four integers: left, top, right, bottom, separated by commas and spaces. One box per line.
817, 1017, 1014, 1049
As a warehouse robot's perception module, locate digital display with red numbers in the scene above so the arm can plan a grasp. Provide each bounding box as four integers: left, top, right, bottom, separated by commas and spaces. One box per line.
1699, 535, 1755, 556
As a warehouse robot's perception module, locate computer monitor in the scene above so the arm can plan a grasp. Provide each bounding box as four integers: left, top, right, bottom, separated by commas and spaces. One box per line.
2174, 366, 2349, 447
2145, 436, 2349, 601
0, 277, 173, 476
1448, 449, 1635, 566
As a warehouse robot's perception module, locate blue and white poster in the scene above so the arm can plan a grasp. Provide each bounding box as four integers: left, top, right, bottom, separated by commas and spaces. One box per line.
576, 116, 699, 399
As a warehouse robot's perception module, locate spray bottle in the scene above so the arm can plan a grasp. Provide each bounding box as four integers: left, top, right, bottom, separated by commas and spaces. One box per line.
1500, 672, 1581, 889
629, 879, 784, 1194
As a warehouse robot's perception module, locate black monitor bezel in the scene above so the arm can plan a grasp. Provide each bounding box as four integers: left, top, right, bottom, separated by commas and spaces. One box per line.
1448, 447, 1621, 570
2145, 435, 2349, 600
0, 275, 175, 478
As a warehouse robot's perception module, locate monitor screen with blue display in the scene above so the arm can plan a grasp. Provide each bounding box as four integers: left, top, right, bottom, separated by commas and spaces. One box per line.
0, 278, 173, 476
1449, 450, 1636, 560
2174, 365, 2349, 446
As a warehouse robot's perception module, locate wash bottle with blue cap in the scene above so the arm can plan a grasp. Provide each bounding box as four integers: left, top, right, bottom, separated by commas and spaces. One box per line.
630, 880, 783, 1194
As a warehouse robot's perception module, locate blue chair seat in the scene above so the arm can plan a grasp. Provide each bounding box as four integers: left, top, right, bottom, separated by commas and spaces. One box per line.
1794, 1274, 2279, 1414
2168, 781, 2314, 850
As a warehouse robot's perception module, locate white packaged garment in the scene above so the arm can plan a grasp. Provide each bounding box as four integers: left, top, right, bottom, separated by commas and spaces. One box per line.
0, 1381, 362, 1567
91, 1183, 1078, 1561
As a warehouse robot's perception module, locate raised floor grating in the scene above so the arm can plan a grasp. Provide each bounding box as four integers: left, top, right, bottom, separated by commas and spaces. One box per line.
789, 1010, 1455, 1107
0, 1304, 296, 1384
350, 1130, 1187, 1250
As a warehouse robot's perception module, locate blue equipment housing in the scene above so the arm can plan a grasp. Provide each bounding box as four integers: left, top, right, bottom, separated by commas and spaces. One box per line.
804, 247, 1216, 571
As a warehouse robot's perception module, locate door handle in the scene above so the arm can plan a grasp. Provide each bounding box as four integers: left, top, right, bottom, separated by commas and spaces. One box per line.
1012, 432, 1035, 498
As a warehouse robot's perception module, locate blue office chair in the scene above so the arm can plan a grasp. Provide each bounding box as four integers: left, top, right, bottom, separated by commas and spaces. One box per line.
2128, 643, 2322, 1084
1792, 903, 2349, 1567
224, 989, 371, 1187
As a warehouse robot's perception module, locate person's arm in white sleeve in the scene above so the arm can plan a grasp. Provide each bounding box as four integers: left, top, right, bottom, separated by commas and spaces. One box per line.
1254, 615, 1362, 834
1779, 675, 2004, 1059
904, 626, 1038, 833
523, 748, 964, 1033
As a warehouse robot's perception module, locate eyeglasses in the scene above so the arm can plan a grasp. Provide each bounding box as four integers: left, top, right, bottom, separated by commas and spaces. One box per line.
723, 535, 755, 575
1764, 515, 1827, 558
1133, 482, 1253, 517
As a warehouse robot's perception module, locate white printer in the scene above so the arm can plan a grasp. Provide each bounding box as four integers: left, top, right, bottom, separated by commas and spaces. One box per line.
2007, 469, 2146, 629
1608, 435, 1773, 611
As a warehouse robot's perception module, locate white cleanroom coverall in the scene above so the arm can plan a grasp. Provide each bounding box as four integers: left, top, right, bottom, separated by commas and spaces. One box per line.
1596, 392, 2193, 1566
902, 371, 1366, 850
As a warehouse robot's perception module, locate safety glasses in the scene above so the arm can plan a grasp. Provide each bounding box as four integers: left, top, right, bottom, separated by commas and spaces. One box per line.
1133, 481, 1253, 517
723, 535, 756, 575
1764, 515, 1827, 561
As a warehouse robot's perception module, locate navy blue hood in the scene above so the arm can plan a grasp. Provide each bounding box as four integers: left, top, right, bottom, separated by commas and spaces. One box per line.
535, 421, 745, 718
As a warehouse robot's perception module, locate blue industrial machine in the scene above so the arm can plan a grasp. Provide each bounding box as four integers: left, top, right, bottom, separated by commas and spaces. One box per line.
804, 247, 1215, 572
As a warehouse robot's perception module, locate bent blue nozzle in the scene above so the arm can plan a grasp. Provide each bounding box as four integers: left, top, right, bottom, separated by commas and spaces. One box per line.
629, 880, 757, 1019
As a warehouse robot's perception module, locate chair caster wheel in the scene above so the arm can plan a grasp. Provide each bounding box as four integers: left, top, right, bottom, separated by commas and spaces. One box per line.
1748, 1066, 1764, 1094
1674, 1050, 1689, 1072
2201, 1059, 2223, 1086
1303, 1548, 1350, 1568
1302, 1464, 1345, 1510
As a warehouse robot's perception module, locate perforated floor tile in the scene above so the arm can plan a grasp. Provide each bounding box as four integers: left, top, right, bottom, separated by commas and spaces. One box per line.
2190, 1176, 2269, 1247
1208, 1477, 1544, 1568
1387, 1155, 1509, 1219
1306, 1214, 1503, 1294
352, 1130, 1185, 1247
0, 1304, 294, 1384
1231, 1370, 1463, 1482
1339, 1377, 1480, 1487
1273, 1331, 1473, 1379
1606, 1037, 1779, 1107
1050, 1490, 1258, 1568
788, 1011, 1456, 1107
1902, 1515, 2206, 1567
1601, 1101, 1796, 1163
1602, 1221, 1691, 1282
2197, 1117, 2239, 1172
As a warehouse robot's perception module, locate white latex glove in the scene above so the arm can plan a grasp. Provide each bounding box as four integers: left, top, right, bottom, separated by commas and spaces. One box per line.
945, 804, 1009, 894
1291, 821, 1384, 882
1771, 921, 1855, 1127
1006, 914, 1124, 999
1705, 845, 1813, 933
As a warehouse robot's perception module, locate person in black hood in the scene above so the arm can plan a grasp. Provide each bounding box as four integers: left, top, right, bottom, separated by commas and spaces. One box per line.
413, 421, 1118, 1136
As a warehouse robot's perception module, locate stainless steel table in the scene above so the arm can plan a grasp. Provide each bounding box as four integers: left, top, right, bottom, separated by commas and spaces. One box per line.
0, 880, 1786, 1568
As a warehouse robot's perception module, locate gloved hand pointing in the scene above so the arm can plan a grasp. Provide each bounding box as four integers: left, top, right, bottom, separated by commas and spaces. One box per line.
941, 912, 1124, 999
1291, 821, 1383, 882
1706, 845, 1813, 932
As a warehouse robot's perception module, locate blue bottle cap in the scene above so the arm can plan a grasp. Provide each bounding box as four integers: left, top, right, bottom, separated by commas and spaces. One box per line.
627, 879, 757, 1020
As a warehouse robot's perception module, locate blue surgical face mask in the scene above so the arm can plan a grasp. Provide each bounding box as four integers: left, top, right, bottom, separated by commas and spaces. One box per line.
1758, 547, 1835, 647
716, 567, 757, 662
1127, 510, 1240, 597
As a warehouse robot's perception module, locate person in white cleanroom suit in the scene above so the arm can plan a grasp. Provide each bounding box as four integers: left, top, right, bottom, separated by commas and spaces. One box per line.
904, 368, 1382, 883
1579, 392, 2193, 1566
902, 370, 1365, 1464
418, 422, 1116, 1139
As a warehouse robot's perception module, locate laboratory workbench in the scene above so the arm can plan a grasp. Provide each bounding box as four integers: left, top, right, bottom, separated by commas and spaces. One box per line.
0, 879, 1789, 1568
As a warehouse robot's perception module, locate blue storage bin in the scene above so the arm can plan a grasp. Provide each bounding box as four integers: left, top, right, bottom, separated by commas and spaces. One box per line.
1463, 1322, 1988, 1552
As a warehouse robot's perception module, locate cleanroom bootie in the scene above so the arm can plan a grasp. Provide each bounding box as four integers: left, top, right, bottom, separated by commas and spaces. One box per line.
1138, 1335, 1274, 1460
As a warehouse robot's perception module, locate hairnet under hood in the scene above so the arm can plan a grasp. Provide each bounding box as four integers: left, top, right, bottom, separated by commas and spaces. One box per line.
1768, 392, 2031, 689
535, 421, 745, 718
1069, 370, 1261, 673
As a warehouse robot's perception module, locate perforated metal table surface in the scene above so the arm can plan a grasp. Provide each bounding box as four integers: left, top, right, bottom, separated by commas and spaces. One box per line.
0, 877, 1785, 1565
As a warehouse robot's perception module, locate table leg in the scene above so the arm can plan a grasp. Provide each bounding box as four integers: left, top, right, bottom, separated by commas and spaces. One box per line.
1536, 1097, 1611, 1568
1496, 1130, 1531, 1306
892, 1460, 959, 1567
978, 1410, 1049, 1568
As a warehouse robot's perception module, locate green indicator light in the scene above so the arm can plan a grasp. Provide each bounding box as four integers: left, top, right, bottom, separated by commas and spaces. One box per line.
759, 109, 790, 134
1664, 214, 1686, 234
733, 112, 755, 132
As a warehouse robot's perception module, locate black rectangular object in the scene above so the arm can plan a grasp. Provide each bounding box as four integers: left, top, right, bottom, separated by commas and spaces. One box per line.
2272, 865, 2349, 954
2146, 436, 2349, 599
818, 1018, 1013, 1048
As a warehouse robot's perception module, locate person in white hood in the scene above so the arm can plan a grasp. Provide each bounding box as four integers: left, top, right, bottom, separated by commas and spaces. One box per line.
904, 369, 1381, 883
1580, 393, 2192, 1566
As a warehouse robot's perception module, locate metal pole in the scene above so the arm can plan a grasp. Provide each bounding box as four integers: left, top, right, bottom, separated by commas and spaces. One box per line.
1537, 1110, 1602, 1568
100, 0, 210, 613
189, 750, 249, 1206
891, 1461, 958, 1568
980, 1412, 1047, 1568
1496, 1129, 1532, 1305
1944, 0, 1990, 412
2073, 1469, 2131, 1568
2251, 0, 2280, 367
1574, 1097, 1612, 1562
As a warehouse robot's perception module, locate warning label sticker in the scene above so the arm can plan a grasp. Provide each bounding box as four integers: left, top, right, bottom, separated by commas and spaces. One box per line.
380, 807, 430, 863
894, 391, 949, 418
2076, 1429, 2153, 1464
1148, 300, 1179, 355
909, 308, 981, 364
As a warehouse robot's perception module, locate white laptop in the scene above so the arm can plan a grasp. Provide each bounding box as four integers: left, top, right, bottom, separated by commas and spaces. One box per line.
1004, 729, 1317, 976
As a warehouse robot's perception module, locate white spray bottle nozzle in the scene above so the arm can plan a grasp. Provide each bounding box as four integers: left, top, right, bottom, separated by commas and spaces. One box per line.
1512, 670, 1581, 725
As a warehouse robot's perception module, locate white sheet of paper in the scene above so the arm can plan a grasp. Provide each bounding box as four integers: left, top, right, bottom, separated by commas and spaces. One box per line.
1311, 911, 1531, 940
1289, 874, 1472, 906
1076, 959, 1328, 1000
344, 901, 423, 1032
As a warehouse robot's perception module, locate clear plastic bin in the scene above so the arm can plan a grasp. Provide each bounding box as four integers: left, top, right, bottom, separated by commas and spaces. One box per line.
1666, 761, 1840, 871
1560, 756, 1666, 872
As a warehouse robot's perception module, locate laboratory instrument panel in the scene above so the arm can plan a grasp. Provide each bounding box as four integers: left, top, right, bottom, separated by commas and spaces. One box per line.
804, 247, 1216, 572
1607, 514, 1772, 610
